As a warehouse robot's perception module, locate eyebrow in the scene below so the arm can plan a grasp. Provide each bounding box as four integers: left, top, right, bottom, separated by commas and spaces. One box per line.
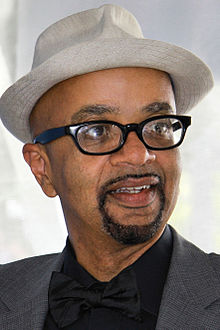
71, 102, 174, 123
71, 104, 119, 123
141, 102, 174, 114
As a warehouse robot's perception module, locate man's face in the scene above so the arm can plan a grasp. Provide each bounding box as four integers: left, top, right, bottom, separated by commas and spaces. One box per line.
30, 67, 181, 246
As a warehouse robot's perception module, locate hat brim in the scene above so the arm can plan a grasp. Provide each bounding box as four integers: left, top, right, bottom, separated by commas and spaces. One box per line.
0, 38, 214, 142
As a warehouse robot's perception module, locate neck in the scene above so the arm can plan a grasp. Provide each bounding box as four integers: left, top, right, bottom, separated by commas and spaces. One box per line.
68, 225, 165, 282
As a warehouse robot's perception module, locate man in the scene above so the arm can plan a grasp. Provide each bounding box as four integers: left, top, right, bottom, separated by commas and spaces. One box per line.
0, 4, 219, 330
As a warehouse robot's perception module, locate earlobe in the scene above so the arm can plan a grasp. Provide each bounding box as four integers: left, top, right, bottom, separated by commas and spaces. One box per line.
22, 143, 57, 197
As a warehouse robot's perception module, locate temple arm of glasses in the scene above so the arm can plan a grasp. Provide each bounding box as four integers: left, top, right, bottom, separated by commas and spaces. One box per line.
172, 122, 181, 132
33, 127, 67, 144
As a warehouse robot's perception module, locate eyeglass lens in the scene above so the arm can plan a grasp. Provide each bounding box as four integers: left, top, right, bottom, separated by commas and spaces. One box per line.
142, 117, 182, 149
71, 117, 184, 154
77, 123, 122, 153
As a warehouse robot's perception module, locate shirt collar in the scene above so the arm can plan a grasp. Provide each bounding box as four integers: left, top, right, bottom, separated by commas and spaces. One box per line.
63, 225, 172, 317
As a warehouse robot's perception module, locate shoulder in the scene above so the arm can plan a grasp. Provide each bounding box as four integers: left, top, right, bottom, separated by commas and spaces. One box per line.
208, 252, 220, 280
158, 227, 220, 328
0, 252, 64, 283
0, 253, 60, 270
0, 252, 64, 310
170, 225, 220, 273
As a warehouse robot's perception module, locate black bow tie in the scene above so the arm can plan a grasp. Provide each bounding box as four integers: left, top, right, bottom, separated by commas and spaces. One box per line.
48, 268, 141, 328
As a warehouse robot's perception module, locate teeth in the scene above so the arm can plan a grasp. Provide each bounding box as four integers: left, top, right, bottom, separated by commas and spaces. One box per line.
113, 185, 151, 194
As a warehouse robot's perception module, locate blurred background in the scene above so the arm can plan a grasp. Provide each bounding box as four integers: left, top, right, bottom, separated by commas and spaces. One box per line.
0, 0, 220, 263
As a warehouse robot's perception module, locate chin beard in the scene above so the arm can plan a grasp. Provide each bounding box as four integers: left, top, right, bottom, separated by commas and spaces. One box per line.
98, 176, 165, 245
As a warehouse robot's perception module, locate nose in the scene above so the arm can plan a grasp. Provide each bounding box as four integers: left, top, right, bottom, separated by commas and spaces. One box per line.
110, 131, 156, 167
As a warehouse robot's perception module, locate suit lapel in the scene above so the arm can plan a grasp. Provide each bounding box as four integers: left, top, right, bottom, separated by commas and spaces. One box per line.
156, 226, 220, 329
0, 251, 65, 330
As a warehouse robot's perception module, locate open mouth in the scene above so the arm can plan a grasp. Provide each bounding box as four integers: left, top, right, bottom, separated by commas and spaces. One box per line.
106, 176, 160, 209
111, 184, 151, 194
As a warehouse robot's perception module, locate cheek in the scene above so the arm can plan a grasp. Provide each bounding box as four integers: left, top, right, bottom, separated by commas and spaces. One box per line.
159, 149, 181, 210
50, 146, 108, 211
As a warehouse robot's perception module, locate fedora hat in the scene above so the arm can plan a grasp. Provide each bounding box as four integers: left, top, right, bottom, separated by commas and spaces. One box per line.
0, 4, 214, 143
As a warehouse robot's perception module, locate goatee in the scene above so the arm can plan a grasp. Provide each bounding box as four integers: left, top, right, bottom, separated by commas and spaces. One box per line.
98, 174, 165, 245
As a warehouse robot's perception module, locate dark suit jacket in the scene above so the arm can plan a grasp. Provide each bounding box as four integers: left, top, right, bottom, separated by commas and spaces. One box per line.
1, 226, 220, 329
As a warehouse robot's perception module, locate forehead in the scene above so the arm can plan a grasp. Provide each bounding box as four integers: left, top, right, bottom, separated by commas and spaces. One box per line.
30, 67, 175, 132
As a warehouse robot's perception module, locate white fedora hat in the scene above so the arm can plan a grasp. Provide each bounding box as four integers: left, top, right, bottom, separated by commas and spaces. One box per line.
0, 4, 214, 143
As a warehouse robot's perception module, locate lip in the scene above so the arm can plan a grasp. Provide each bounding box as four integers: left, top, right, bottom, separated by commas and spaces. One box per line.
107, 176, 160, 193
106, 176, 160, 209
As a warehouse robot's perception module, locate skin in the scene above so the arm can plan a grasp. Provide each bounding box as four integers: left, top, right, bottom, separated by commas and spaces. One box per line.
23, 67, 181, 281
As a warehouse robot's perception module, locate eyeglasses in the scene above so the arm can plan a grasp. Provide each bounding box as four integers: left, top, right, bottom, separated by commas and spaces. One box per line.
34, 115, 191, 155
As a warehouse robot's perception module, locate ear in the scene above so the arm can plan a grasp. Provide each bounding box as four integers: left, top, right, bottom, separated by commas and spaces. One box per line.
22, 143, 57, 197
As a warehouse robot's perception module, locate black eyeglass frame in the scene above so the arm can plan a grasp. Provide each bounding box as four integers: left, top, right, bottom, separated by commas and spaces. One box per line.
33, 114, 191, 155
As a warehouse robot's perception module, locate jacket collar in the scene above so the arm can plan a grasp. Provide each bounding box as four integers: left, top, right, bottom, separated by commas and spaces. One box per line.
156, 226, 220, 328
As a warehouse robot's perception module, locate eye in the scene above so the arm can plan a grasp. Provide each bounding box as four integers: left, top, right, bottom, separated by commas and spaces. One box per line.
85, 125, 109, 139
78, 124, 113, 142
152, 122, 171, 135
76, 123, 122, 153
144, 120, 172, 136
87, 125, 107, 138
